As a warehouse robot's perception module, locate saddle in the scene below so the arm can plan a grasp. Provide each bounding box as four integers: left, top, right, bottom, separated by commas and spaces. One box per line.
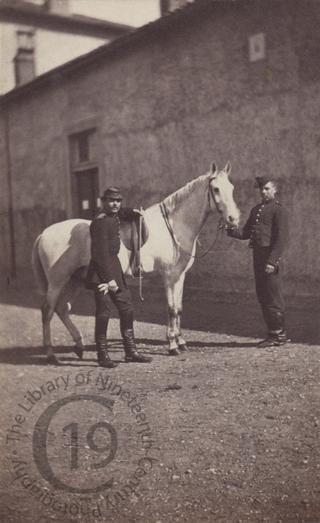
120, 213, 149, 277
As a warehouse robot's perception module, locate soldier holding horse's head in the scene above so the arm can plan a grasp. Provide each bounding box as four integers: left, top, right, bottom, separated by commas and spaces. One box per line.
227, 175, 290, 347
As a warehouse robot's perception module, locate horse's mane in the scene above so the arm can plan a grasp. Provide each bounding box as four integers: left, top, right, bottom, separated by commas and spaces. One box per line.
162, 173, 211, 214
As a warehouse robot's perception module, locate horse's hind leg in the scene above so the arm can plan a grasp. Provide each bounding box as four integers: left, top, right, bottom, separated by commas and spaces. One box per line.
42, 285, 62, 364
55, 280, 84, 360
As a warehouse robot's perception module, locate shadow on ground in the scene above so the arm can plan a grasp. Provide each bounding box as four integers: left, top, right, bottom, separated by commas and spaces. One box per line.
1, 277, 319, 346
0, 338, 264, 366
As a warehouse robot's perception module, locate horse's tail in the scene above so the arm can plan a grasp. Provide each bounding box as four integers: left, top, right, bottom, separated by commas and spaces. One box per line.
31, 235, 48, 295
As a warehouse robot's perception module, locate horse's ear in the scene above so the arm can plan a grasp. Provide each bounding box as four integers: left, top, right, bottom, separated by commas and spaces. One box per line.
210, 162, 217, 176
224, 162, 231, 176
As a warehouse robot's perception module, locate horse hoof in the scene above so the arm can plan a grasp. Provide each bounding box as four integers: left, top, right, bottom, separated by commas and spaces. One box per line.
47, 354, 61, 365
74, 347, 83, 360
168, 348, 180, 356
178, 343, 188, 352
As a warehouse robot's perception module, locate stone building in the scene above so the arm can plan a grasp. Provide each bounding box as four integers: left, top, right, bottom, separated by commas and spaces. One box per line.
0, 0, 132, 94
1, 0, 319, 294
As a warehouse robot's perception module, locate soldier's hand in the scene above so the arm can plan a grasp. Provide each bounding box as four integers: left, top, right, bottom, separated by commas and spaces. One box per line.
225, 224, 238, 236
133, 208, 143, 216
98, 283, 109, 295
265, 264, 275, 274
107, 280, 119, 293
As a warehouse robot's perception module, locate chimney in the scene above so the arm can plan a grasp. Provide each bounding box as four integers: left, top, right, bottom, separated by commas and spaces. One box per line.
14, 29, 35, 87
160, 0, 194, 15
44, 0, 70, 16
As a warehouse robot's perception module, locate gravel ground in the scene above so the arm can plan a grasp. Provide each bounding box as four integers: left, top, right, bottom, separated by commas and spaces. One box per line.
0, 280, 319, 523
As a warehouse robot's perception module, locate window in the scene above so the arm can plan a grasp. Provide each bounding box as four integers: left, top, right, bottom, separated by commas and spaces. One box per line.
70, 130, 95, 166
68, 129, 99, 218
77, 132, 90, 163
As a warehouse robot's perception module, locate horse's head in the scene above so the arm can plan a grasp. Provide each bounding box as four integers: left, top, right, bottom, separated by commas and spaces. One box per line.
208, 162, 240, 227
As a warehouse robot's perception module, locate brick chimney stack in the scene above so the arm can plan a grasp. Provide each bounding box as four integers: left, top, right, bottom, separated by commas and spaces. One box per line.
13, 29, 35, 87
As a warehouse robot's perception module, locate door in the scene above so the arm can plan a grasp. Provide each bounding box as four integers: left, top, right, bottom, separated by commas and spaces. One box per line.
76, 168, 100, 219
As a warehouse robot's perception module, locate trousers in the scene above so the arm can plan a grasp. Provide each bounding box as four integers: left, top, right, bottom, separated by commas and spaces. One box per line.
253, 247, 285, 331
94, 285, 134, 336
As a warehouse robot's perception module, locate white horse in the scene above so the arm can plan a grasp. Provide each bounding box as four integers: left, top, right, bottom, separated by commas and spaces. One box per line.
32, 162, 240, 364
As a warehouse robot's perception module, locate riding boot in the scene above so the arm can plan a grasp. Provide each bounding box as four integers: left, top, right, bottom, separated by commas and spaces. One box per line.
95, 316, 118, 368
122, 329, 152, 363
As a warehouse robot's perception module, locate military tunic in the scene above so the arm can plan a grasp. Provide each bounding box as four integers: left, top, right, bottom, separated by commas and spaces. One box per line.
87, 208, 137, 332
87, 208, 137, 288
228, 199, 289, 331
240, 199, 288, 267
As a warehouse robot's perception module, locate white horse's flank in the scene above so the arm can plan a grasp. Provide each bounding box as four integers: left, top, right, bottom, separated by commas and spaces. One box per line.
32, 162, 240, 363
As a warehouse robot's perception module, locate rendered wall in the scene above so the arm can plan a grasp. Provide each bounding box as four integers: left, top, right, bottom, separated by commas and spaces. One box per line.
1, 1, 319, 294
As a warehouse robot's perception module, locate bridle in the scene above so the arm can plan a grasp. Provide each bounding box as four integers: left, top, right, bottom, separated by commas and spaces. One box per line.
208, 175, 223, 215
159, 178, 226, 261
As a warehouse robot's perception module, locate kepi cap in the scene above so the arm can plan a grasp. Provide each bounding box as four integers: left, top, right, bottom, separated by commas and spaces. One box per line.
101, 186, 123, 201
255, 176, 272, 188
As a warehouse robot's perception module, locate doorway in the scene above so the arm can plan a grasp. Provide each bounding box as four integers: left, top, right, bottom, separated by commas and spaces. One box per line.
75, 168, 100, 219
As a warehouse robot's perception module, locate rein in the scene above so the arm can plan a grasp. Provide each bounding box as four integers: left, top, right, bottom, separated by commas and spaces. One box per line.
159, 201, 179, 249
138, 207, 144, 301
159, 180, 226, 260
186, 218, 225, 259
159, 200, 181, 263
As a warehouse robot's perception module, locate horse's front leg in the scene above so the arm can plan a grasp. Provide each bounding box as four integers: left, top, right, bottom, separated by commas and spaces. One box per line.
172, 272, 188, 352
167, 305, 181, 356
165, 273, 187, 355
175, 312, 187, 352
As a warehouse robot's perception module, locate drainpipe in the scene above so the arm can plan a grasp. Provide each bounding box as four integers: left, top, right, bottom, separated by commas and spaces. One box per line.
4, 109, 17, 280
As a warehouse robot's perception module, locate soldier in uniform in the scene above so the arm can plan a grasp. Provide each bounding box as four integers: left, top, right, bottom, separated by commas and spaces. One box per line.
227, 177, 290, 347
86, 186, 152, 368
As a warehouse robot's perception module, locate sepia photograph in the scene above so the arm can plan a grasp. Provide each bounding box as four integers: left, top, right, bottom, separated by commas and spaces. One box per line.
0, 0, 319, 521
